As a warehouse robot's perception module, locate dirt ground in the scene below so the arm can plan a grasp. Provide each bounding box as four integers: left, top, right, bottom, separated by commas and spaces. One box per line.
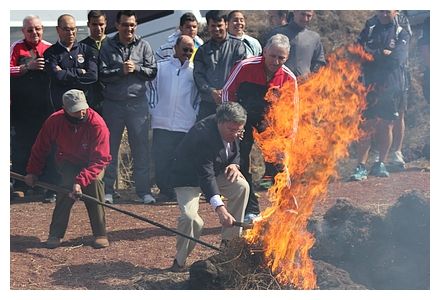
10, 159, 429, 291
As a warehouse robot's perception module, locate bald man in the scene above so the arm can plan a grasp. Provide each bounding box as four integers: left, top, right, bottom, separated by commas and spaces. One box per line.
148, 35, 200, 201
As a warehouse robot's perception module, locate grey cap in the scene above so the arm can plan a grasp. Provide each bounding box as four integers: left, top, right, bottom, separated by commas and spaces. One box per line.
62, 89, 89, 113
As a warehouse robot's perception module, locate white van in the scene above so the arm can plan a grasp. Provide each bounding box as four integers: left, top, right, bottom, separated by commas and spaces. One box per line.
103, 10, 205, 51
10, 10, 205, 52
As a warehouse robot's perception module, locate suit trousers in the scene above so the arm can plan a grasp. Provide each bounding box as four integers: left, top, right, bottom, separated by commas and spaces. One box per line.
49, 161, 106, 238
174, 173, 249, 266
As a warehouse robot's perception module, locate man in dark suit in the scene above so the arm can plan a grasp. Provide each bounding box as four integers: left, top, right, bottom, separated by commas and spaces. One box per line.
169, 102, 250, 271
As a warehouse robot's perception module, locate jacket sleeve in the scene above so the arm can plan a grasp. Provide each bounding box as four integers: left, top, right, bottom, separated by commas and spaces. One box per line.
134, 42, 157, 81
99, 45, 125, 83
194, 142, 221, 200
44, 45, 97, 85
193, 46, 214, 95
78, 44, 98, 84
222, 60, 242, 102
10, 43, 22, 77
311, 39, 326, 73
26, 118, 55, 176
75, 124, 112, 187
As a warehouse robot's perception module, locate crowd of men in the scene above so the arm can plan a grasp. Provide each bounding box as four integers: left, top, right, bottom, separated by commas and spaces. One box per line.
10, 10, 423, 271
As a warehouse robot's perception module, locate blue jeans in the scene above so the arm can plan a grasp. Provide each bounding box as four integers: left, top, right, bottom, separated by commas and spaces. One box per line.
102, 98, 150, 197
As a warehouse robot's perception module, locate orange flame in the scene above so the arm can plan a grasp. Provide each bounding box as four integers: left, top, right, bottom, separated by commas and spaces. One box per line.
244, 44, 371, 289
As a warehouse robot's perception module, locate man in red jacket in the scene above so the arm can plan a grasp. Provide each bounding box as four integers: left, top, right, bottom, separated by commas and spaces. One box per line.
222, 33, 297, 224
24, 89, 112, 249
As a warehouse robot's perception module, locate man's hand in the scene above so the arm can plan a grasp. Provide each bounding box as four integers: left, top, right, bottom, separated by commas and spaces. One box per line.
123, 60, 136, 74
215, 205, 235, 227
211, 89, 223, 105
69, 183, 83, 201
224, 164, 242, 182
383, 49, 392, 56
24, 174, 38, 187
27, 57, 45, 71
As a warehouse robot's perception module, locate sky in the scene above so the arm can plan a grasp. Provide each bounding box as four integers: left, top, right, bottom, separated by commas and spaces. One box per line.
2, 0, 436, 299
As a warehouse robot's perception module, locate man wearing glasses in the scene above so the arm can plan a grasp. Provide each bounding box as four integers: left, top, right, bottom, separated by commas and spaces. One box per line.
169, 102, 249, 272
147, 35, 200, 202
99, 10, 157, 205
44, 14, 98, 111
10, 15, 53, 201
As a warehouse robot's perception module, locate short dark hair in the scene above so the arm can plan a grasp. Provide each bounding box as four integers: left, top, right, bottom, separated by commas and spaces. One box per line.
87, 10, 107, 22
216, 102, 247, 125
116, 10, 136, 23
180, 12, 197, 26
227, 10, 245, 22
205, 10, 228, 24
57, 14, 74, 26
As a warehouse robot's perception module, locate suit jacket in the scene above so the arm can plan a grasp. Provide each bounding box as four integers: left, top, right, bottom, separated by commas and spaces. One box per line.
170, 115, 241, 200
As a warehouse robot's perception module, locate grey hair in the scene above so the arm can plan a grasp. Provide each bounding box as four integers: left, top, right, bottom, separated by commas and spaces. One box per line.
216, 102, 247, 125
264, 33, 290, 53
22, 15, 41, 27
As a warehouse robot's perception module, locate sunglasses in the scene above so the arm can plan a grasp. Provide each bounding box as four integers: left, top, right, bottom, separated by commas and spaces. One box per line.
182, 47, 194, 53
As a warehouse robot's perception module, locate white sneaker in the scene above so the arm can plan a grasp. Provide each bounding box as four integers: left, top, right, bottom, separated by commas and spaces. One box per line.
390, 151, 405, 167
142, 194, 156, 204
104, 194, 113, 204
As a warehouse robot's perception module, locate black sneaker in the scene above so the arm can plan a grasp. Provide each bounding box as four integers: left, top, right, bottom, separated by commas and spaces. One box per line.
169, 259, 187, 272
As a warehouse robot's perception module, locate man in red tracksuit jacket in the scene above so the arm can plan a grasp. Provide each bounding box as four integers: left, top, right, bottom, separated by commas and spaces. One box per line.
222, 33, 297, 223
25, 89, 112, 249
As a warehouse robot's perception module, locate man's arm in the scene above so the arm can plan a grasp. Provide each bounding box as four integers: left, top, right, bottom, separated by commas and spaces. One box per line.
75, 124, 112, 188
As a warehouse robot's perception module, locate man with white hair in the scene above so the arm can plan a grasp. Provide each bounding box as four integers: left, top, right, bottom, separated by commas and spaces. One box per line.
222, 33, 297, 223
10, 15, 53, 200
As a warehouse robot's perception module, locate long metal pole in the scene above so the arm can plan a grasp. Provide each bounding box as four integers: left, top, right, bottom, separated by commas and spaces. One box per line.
10, 171, 221, 252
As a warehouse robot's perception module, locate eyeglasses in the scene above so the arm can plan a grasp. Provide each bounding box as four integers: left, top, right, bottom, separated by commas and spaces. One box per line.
120, 22, 137, 28
227, 127, 245, 135
26, 27, 43, 33
182, 47, 194, 53
59, 27, 77, 32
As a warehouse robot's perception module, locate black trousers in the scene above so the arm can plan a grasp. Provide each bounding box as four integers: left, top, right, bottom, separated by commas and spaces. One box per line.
152, 129, 186, 197
240, 123, 260, 215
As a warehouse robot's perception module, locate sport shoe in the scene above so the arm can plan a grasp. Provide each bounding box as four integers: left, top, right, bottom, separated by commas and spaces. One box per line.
370, 162, 390, 177
350, 164, 368, 181
141, 194, 156, 204
389, 151, 406, 167
46, 236, 62, 249
43, 191, 57, 203
169, 259, 187, 272
93, 236, 109, 249
104, 194, 113, 204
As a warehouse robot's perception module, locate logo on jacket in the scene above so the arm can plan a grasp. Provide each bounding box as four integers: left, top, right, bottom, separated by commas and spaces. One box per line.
77, 54, 85, 64
388, 39, 396, 49
81, 143, 89, 150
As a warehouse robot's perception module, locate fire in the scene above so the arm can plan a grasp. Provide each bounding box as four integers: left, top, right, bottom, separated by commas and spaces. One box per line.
244, 44, 372, 289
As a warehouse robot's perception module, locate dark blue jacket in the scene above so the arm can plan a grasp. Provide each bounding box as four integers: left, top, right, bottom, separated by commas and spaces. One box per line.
358, 17, 410, 93
44, 41, 98, 110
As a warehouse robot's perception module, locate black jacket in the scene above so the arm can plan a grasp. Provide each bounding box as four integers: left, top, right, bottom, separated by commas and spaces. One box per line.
170, 115, 241, 200
44, 41, 98, 110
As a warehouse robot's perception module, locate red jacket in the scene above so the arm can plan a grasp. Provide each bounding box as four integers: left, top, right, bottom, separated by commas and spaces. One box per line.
10, 39, 52, 76
222, 55, 296, 102
26, 108, 111, 187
